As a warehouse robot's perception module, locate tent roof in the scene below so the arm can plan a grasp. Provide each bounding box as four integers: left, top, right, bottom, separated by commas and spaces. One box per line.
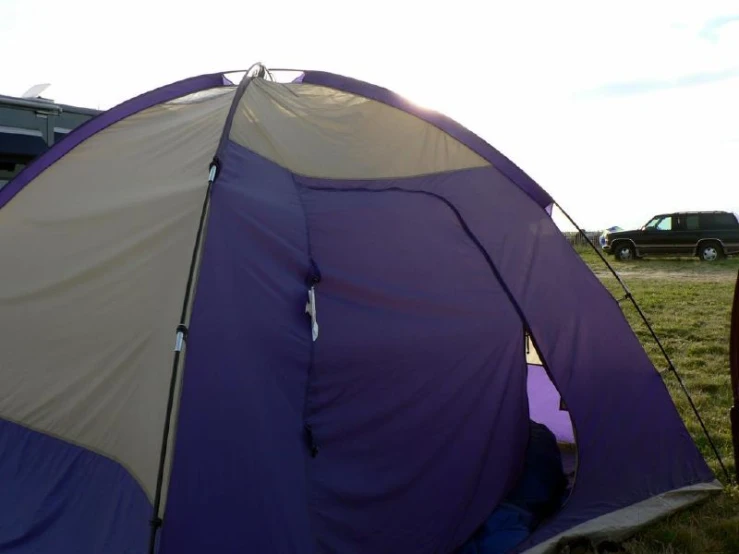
298, 70, 553, 209
1, 69, 553, 213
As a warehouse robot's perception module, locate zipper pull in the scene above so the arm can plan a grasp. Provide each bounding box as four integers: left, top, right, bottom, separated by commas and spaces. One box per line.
305, 260, 321, 342
306, 286, 319, 341
304, 424, 319, 458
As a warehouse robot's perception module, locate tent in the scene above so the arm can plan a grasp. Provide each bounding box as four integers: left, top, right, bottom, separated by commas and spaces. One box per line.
0, 65, 722, 554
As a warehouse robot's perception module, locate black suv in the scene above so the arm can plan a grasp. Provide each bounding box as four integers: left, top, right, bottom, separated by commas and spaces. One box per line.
602, 211, 739, 261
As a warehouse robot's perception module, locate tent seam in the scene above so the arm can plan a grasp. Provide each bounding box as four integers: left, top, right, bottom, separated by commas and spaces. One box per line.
0, 414, 151, 504
291, 178, 319, 424
288, 173, 321, 551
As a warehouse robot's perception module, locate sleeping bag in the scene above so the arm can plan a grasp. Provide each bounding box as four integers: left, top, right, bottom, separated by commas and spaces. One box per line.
456, 420, 568, 554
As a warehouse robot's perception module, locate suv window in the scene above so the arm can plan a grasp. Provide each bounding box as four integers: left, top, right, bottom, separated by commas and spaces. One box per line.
686, 214, 700, 230
645, 215, 672, 231
699, 213, 738, 230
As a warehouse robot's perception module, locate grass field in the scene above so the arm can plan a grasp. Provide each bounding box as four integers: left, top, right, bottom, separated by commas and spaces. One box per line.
573, 246, 739, 554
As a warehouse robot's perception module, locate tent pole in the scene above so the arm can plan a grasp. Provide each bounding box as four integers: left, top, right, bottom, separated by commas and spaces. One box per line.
553, 202, 731, 482
147, 160, 220, 554
730, 269, 739, 483
146, 64, 260, 552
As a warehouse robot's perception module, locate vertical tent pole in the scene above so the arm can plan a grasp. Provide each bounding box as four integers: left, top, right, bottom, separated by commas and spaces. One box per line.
146, 62, 266, 554
553, 203, 731, 482
147, 161, 219, 554
730, 269, 739, 483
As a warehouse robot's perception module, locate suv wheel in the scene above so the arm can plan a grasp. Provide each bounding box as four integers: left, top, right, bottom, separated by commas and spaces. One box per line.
613, 242, 636, 261
698, 242, 723, 262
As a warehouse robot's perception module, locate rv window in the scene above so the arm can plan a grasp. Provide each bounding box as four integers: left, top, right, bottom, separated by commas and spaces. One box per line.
0, 161, 26, 188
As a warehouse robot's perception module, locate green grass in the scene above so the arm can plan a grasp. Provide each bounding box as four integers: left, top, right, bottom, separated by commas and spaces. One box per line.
573, 246, 739, 553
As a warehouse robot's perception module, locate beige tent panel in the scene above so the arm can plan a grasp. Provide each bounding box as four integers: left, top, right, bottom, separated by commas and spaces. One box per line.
526, 334, 543, 365
0, 87, 235, 504
229, 79, 490, 179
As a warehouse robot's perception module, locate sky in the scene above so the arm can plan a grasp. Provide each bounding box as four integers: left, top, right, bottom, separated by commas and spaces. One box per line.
1, 0, 737, 231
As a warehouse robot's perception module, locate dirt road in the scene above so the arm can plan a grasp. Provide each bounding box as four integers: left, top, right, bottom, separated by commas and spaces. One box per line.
591, 266, 738, 282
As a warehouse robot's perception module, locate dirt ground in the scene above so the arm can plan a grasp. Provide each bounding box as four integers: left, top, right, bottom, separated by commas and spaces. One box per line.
586, 254, 739, 283
591, 267, 737, 282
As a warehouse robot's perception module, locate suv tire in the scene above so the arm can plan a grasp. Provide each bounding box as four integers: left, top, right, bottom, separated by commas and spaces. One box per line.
698, 241, 723, 262
613, 242, 636, 261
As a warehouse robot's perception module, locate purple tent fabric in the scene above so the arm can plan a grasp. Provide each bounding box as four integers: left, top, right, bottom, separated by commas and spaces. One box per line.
159, 142, 315, 554
298, 184, 529, 553
0, 419, 150, 553
163, 136, 715, 551
161, 143, 531, 554
294, 165, 715, 551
